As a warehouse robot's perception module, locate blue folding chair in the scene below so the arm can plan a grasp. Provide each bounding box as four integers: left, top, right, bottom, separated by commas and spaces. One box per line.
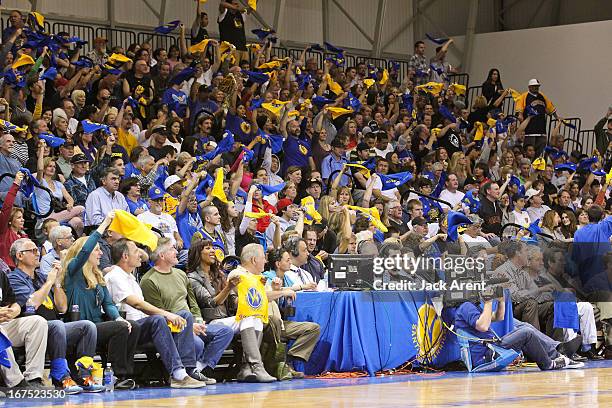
456, 329, 520, 372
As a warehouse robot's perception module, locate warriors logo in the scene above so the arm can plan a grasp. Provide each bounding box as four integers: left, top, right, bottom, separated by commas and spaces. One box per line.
246, 287, 262, 309
411, 304, 446, 364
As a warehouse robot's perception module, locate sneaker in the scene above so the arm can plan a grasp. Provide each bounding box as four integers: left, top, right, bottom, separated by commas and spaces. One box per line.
115, 378, 137, 390
578, 349, 604, 361
565, 358, 585, 369
190, 370, 216, 385
170, 375, 206, 389
569, 353, 587, 362
77, 364, 105, 393
557, 335, 582, 357
26, 378, 46, 389
56, 376, 83, 395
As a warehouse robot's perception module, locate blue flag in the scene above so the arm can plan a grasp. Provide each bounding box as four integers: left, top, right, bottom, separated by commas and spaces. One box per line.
38, 132, 65, 148
170, 66, 196, 85
196, 130, 235, 161
153, 165, 169, 192
0, 331, 12, 368
72, 56, 94, 69
251, 28, 275, 40
297, 73, 312, 90
323, 41, 344, 54
154, 20, 180, 34
344, 92, 361, 112
243, 70, 270, 84
438, 105, 455, 123
554, 162, 577, 173
378, 171, 413, 190
311, 96, 336, 108
40, 67, 58, 81
544, 146, 568, 160
18, 168, 40, 198
195, 173, 214, 202
308, 44, 325, 52
577, 156, 597, 171
81, 120, 110, 135
461, 189, 480, 213
527, 218, 542, 237
425, 33, 449, 45
553, 291, 580, 330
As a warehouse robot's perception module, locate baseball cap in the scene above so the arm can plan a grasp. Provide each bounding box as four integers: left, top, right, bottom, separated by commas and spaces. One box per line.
356, 142, 370, 152
306, 178, 322, 189
70, 154, 89, 164
524, 188, 541, 201
163, 175, 182, 190
528, 79, 540, 86
467, 214, 483, 225
411, 216, 428, 227
276, 198, 293, 212
148, 187, 165, 200
150, 124, 166, 134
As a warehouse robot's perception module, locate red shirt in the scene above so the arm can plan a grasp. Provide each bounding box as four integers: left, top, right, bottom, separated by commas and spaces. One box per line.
0, 184, 28, 269
253, 199, 277, 233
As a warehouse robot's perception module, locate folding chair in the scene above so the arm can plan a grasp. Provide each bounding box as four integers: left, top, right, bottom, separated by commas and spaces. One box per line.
456, 329, 519, 372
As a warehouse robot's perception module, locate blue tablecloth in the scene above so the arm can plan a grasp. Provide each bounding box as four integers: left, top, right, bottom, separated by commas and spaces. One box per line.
289, 291, 513, 376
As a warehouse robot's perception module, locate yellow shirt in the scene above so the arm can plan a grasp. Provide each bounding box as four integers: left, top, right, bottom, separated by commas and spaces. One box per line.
117, 128, 138, 157
228, 267, 269, 323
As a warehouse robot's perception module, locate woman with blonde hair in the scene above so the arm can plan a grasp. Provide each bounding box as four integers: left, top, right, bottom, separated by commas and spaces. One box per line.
447, 151, 471, 188
540, 209, 571, 243
62, 211, 138, 389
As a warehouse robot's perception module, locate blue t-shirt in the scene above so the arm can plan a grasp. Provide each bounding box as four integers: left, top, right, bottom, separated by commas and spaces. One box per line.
124, 163, 140, 179
162, 88, 190, 118
225, 112, 253, 145
126, 198, 149, 215
281, 135, 311, 175
454, 302, 497, 367
176, 205, 205, 250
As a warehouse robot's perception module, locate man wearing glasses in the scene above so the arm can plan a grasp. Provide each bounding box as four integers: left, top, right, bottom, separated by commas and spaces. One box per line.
39, 226, 74, 275
8, 238, 98, 393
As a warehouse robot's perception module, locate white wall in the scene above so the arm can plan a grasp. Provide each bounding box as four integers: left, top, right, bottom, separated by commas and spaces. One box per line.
442, 20, 612, 130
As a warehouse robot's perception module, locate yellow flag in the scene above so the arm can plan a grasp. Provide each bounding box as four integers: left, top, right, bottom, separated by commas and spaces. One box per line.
346, 205, 388, 233
188, 39, 211, 54
363, 78, 375, 89
235, 272, 268, 323
449, 83, 466, 96
219, 41, 236, 64
301, 196, 322, 225
287, 110, 301, 118
211, 167, 229, 203
326, 107, 353, 119
532, 157, 546, 171
507, 88, 522, 103
325, 73, 342, 95
109, 210, 158, 250
487, 118, 497, 128
258, 60, 282, 70
245, 210, 270, 219
379, 69, 389, 85
416, 82, 444, 96
261, 99, 289, 117
246, 43, 262, 52
248, 0, 257, 10
473, 121, 484, 141
12, 54, 35, 69
345, 163, 371, 179
108, 53, 132, 65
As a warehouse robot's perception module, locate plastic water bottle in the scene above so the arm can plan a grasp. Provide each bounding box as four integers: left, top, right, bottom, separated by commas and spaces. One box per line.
25, 295, 36, 315
103, 363, 114, 392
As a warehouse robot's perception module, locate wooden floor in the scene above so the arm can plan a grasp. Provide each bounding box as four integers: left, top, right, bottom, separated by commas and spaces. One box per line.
23, 362, 612, 408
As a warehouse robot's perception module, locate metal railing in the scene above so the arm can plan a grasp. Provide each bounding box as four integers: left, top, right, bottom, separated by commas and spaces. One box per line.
136, 32, 177, 50
95, 27, 136, 51
578, 129, 596, 155
447, 73, 469, 89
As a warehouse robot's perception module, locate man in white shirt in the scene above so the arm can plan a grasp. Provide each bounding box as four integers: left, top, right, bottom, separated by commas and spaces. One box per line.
104, 239, 206, 389
439, 173, 466, 211
525, 188, 551, 223
368, 158, 401, 202
284, 237, 317, 290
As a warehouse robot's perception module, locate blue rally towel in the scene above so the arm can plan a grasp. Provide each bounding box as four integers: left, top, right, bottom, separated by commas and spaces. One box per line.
0, 331, 12, 368
378, 171, 413, 190
553, 291, 580, 330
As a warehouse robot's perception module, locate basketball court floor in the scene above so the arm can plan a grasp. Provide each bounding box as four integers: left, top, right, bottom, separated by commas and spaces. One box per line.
13, 360, 612, 407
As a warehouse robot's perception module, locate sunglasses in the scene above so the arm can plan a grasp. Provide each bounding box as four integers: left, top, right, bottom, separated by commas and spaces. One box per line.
20, 248, 39, 255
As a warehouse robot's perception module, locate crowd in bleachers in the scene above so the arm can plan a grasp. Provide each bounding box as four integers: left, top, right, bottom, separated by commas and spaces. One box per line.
0, 0, 611, 394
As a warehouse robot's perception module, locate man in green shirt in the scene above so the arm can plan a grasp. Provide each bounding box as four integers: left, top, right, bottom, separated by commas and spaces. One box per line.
141, 238, 234, 383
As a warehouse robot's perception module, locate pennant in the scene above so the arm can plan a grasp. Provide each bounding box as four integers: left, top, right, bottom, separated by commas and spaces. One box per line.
154, 20, 180, 34
260, 132, 284, 154
509, 175, 525, 195
242, 147, 255, 163
326, 53, 345, 68
324, 74, 342, 95
246, 43, 262, 52
461, 189, 480, 213
347, 205, 388, 233
326, 107, 353, 119
486, 118, 497, 128
211, 168, 229, 203
243, 70, 270, 84
153, 165, 169, 193
415, 82, 444, 96
591, 168, 606, 177
101, 64, 122, 75
561, 119, 576, 130
301, 196, 322, 225
55, 35, 87, 47
109, 210, 158, 250
345, 163, 371, 179
378, 171, 413, 190
554, 163, 577, 173
473, 122, 484, 141
81, 120, 111, 135
251, 28, 275, 41
532, 157, 546, 171
449, 83, 466, 96
425, 33, 449, 45
12, 54, 35, 69
379, 69, 389, 85
323, 41, 344, 54
38, 132, 65, 148
72, 57, 94, 69
41, 67, 58, 81
195, 130, 235, 161
188, 39, 211, 55
344, 92, 362, 112
446, 211, 472, 242
219, 41, 236, 64
257, 182, 286, 197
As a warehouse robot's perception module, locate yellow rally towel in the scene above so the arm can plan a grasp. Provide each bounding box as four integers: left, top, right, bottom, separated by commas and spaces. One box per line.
109, 210, 158, 250
108, 53, 132, 65
188, 39, 211, 55
325, 74, 342, 95
346, 205, 388, 233
326, 106, 353, 119
607, 167, 612, 184
236, 273, 268, 323
12, 54, 35, 69
75, 356, 101, 371
449, 83, 466, 96
473, 122, 484, 141
258, 60, 282, 70
167, 321, 184, 333
345, 163, 371, 179
532, 157, 546, 171
248, 0, 257, 10
379, 69, 389, 85
363, 78, 375, 89
416, 82, 444, 96
245, 210, 270, 219
487, 118, 497, 128
261, 99, 289, 117
211, 167, 229, 204
507, 88, 522, 103
246, 43, 262, 52
301, 196, 322, 225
